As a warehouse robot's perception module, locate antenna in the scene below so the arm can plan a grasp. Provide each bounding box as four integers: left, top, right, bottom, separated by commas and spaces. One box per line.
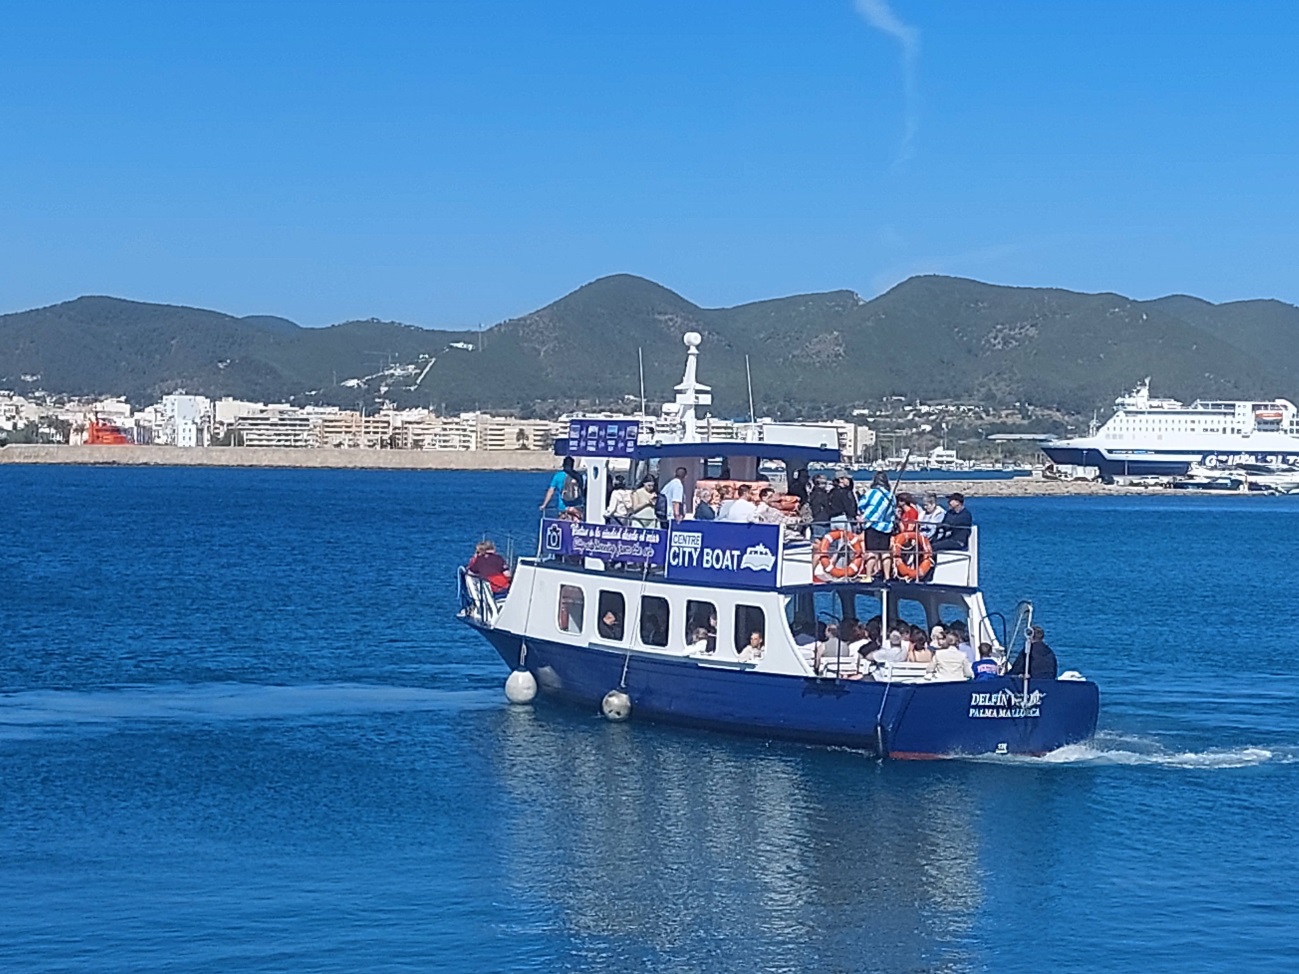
638, 347, 647, 417
745, 354, 756, 424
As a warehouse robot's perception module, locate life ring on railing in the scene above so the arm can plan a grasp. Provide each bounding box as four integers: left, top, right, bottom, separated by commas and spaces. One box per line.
814, 530, 866, 579
890, 529, 933, 580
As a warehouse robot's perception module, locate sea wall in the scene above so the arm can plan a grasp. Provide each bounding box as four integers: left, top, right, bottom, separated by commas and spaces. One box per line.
0, 444, 557, 471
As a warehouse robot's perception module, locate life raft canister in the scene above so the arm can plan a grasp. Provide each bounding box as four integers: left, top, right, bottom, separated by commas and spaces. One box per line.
814, 530, 866, 579
890, 529, 933, 580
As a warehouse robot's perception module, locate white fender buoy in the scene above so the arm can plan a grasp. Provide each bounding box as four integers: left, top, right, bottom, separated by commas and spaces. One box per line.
505, 669, 538, 704
601, 689, 632, 721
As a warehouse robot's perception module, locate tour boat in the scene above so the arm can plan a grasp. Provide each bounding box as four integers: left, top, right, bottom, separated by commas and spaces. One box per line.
458, 335, 1100, 759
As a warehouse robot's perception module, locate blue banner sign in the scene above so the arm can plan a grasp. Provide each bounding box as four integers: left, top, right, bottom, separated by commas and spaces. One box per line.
665, 521, 780, 588
542, 518, 666, 564
566, 419, 641, 458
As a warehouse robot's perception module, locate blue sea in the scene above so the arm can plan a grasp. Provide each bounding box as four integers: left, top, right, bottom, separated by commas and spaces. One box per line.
3, 466, 1297, 973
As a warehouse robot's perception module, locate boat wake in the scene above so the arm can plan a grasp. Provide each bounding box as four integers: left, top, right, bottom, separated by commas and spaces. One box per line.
0, 682, 496, 740
968, 732, 1299, 769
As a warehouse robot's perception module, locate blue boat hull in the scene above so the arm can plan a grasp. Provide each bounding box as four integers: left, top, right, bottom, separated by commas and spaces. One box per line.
1042, 446, 1191, 478
472, 625, 1099, 759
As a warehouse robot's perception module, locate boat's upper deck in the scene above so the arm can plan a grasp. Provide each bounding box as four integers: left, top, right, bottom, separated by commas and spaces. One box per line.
539, 516, 980, 591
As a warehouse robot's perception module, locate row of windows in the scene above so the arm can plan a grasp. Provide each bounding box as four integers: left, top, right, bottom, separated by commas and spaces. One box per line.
557, 585, 765, 653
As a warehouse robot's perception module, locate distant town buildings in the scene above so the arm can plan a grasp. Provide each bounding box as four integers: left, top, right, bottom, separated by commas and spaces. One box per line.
2, 388, 1057, 462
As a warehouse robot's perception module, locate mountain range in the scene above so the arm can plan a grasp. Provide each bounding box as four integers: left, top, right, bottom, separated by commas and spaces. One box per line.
2, 274, 1297, 417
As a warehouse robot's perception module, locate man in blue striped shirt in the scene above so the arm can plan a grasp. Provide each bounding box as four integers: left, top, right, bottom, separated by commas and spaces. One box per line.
858, 471, 896, 580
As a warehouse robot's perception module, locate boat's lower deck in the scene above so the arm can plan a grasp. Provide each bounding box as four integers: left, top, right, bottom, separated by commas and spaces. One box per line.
474, 623, 1099, 759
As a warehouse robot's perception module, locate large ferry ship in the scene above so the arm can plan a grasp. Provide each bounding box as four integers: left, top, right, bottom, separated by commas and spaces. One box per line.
1042, 379, 1299, 479
457, 334, 1099, 758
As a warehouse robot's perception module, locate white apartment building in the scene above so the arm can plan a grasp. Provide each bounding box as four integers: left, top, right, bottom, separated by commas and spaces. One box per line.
156, 394, 212, 447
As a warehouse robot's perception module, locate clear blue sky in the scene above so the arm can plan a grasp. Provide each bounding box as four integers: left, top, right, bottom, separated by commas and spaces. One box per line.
2, 0, 1297, 327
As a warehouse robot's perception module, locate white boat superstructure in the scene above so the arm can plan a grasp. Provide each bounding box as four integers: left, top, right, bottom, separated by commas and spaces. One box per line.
1043, 378, 1299, 479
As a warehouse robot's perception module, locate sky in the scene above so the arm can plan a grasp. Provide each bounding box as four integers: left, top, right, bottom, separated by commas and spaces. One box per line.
2, 0, 1297, 328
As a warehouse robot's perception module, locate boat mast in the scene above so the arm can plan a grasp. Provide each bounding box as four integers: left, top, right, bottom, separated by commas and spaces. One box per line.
674, 332, 711, 443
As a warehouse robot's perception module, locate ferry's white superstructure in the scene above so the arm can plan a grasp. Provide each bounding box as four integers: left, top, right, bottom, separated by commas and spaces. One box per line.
1042, 379, 1299, 478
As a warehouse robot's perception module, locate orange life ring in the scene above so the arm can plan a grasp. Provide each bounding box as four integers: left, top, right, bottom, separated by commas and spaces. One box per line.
890, 529, 933, 580
815, 530, 866, 579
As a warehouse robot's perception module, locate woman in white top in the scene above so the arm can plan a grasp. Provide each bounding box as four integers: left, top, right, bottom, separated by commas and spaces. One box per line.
605, 476, 635, 523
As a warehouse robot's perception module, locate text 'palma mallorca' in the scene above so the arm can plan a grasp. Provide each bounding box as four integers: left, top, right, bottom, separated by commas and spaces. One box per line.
459, 334, 1099, 758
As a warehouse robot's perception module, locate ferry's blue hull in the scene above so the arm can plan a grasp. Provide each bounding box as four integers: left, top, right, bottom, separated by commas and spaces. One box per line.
472, 625, 1099, 759
1041, 446, 1191, 478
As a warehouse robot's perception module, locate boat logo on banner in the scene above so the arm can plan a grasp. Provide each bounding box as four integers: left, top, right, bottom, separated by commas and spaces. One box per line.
967, 688, 1045, 719
666, 522, 780, 586
542, 519, 666, 564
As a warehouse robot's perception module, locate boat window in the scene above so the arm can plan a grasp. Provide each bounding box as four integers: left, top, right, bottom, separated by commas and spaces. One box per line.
597, 591, 626, 642
889, 593, 930, 634
558, 585, 585, 634
685, 600, 717, 652
640, 595, 670, 647
852, 591, 884, 628
785, 589, 840, 641
734, 604, 765, 653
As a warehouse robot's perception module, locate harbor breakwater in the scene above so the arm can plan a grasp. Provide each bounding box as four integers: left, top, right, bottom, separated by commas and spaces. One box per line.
0, 444, 1161, 495
0, 444, 556, 472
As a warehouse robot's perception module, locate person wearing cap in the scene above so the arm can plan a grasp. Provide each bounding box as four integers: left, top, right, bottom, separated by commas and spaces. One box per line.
1008, 626, 1058, 680
930, 492, 973, 551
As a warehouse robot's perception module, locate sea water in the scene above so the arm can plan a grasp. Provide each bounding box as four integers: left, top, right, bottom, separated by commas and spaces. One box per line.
2, 466, 1296, 973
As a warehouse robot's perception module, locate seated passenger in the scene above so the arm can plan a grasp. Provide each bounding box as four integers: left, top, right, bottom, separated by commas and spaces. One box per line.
1007, 625, 1058, 680
629, 479, 659, 527
972, 643, 1001, 680
947, 621, 976, 664
598, 608, 624, 641
906, 626, 935, 664
868, 626, 910, 665
753, 486, 786, 524
715, 484, 736, 520
930, 493, 973, 551
722, 484, 759, 522
928, 636, 974, 682
814, 623, 851, 675
737, 631, 765, 662
918, 492, 945, 539
694, 488, 718, 521
467, 540, 511, 594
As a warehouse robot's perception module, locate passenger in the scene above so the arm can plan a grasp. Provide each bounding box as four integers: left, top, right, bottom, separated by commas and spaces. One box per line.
694, 487, 718, 521
808, 474, 834, 539
605, 475, 634, 524
540, 456, 584, 514
946, 620, 976, 664
753, 486, 787, 525
715, 484, 736, 521
972, 643, 1002, 680
906, 627, 935, 664
628, 477, 659, 527
826, 472, 858, 531
722, 484, 759, 522
918, 492, 945, 539
737, 631, 765, 662
896, 491, 919, 529
857, 471, 897, 580
870, 626, 910, 664
662, 466, 688, 521
814, 623, 851, 676
1007, 625, 1058, 680
598, 607, 625, 641
930, 492, 974, 551
928, 635, 975, 682
467, 540, 511, 594
560, 506, 584, 522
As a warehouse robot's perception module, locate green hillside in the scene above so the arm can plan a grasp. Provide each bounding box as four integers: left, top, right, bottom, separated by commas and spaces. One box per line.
3, 275, 1298, 416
